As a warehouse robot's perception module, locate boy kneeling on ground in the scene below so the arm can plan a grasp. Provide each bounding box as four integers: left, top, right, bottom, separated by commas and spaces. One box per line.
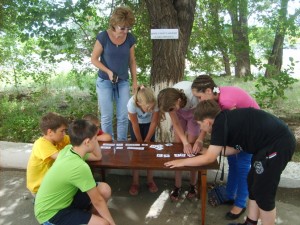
34, 119, 116, 225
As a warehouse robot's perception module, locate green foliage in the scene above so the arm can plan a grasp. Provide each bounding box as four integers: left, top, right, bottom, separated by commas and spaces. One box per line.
0, 83, 98, 142
254, 62, 298, 108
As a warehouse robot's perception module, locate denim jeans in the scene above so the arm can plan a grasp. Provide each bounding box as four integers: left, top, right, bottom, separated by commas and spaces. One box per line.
96, 77, 130, 141
226, 151, 252, 208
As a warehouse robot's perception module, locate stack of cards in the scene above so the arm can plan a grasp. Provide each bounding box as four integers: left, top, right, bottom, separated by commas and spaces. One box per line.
156, 154, 170, 158
150, 144, 164, 150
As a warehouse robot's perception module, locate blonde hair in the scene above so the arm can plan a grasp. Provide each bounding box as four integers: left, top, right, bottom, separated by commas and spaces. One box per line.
134, 86, 156, 107
109, 6, 135, 30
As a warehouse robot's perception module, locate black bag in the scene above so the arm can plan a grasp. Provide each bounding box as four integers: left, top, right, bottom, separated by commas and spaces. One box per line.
208, 112, 229, 207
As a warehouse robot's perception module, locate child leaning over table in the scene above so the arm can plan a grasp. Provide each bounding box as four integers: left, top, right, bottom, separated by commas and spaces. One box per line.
127, 85, 159, 195
26, 112, 102, 196
83, 113, 112, 142
34, 119, 116, 225
157, 81, 204, 201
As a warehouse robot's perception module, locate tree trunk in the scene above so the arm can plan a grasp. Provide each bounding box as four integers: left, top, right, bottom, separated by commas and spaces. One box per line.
145, 0, 196, 141
208, 1, 231, 76
145, 0, 196, 86
265, 0, 288, 77
227, 0, 251, 77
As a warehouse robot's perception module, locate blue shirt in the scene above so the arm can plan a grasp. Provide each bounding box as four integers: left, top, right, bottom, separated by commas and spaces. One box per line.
127, 96, 159, 124
97, 31, 136, 80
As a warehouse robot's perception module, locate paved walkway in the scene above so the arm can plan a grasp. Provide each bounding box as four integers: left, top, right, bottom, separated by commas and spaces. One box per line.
1, 169, 300, 225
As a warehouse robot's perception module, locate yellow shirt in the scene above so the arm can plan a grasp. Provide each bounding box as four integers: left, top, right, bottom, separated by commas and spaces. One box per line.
26, 135, 70, 194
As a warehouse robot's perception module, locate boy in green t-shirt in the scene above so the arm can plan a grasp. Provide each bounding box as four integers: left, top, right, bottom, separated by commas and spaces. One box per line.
34, 119, 116, 225
27, 112, 102, 196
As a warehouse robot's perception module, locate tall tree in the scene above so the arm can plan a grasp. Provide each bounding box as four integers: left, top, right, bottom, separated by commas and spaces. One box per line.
145, 0, 196, 87
226, 0, 251, 77
207, 0, 231, 76
265, 0, 288, 77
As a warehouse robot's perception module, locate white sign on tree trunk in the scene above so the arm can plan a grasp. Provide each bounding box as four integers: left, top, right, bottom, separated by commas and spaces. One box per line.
151, 29, 179, 39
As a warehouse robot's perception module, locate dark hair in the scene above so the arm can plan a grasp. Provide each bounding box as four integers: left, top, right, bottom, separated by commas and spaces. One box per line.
40, 112, 68, 134
82, 114, 99, 123
191, 75, 218, 93
68, 119, 98, 146
157, 88, 187, 113
194, 100, 221, 121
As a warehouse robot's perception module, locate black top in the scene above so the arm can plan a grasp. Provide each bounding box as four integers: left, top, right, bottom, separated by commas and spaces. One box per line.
210, 108, 295, 154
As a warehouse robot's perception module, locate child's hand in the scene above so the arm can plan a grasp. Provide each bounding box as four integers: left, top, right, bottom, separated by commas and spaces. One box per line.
164, 159, 185, 168
192, 140, 203, 154
183, 143, 193, 154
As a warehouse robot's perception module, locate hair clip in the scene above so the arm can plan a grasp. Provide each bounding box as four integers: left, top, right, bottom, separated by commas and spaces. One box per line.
213, 87, 220, 94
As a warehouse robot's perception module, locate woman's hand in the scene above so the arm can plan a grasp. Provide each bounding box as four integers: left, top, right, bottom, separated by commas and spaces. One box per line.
107, 70, 114, 82
164, 159, 185, 168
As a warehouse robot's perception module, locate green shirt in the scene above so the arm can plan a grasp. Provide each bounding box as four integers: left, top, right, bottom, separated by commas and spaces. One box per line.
34, 145, 96, 223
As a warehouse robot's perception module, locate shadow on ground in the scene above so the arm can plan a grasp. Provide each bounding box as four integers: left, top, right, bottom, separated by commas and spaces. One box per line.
1, 169, 300, 225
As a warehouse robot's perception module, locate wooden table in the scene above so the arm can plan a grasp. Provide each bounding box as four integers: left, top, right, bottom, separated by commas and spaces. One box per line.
88, 142, 219, 225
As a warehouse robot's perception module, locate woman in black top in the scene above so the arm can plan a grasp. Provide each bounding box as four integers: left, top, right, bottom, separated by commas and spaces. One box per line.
165, 100, 296, 225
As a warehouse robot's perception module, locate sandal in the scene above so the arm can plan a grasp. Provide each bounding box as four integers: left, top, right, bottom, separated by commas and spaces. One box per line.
147, 182, 158, 193
129, 184, 139, 196
186, 184, 197, 199
170, 186, 181, 201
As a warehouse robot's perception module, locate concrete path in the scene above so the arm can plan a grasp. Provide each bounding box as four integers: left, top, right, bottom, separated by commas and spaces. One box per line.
1, 170, 300, 225
1, 141, 300, 225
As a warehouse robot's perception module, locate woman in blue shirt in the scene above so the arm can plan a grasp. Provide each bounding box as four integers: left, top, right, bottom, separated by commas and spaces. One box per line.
91, 6, 138, 141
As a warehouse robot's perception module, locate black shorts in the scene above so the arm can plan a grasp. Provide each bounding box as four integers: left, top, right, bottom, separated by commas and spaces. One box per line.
248, 134, 295, 211
48, 190, 92, 225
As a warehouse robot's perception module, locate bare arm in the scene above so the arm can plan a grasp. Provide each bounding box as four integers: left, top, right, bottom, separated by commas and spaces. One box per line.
129, 45, 138, 93
164, 145, 223, 168
144, 111, 159, 142
87, 187, 116, 225
192, 129, 207, 154
50, 152, 59, 159
97, 133, 112, 142
91, 40, 113, 81
169, 111, 192, 153
87, 146, 102, 161
128, 112, 143, 142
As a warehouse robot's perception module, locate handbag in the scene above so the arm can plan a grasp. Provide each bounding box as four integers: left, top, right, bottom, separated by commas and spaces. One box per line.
208, 183, 227, 207
208, 112, 229, 207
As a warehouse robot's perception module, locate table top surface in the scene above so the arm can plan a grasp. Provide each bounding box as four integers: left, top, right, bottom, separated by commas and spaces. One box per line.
88, 142, 219, 171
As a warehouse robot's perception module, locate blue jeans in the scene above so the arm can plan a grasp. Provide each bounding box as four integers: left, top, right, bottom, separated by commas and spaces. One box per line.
226, 151, 252, 208
96, 77, 130, 141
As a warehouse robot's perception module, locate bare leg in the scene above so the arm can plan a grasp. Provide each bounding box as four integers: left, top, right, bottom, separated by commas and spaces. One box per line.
132, 170, 139, 185
147, 170, 158, 193
129, 170, 139, 195
147, 170, 154, 183
174, 133, 183, 188
88, 214, 110, 225
97, 182, 111, 202
247, 199, 260, 221
259, 207, 276, 225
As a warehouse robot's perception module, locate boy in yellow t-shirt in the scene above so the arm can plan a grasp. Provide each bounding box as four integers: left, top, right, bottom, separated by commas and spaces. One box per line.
26, 112, 70, 195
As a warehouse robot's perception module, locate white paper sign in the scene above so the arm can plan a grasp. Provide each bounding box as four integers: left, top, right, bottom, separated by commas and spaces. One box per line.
151, 29, 179, 39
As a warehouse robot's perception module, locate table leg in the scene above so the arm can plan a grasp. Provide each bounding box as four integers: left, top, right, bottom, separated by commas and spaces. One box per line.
101, 169, 106, 182
198, 170, 207, 225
